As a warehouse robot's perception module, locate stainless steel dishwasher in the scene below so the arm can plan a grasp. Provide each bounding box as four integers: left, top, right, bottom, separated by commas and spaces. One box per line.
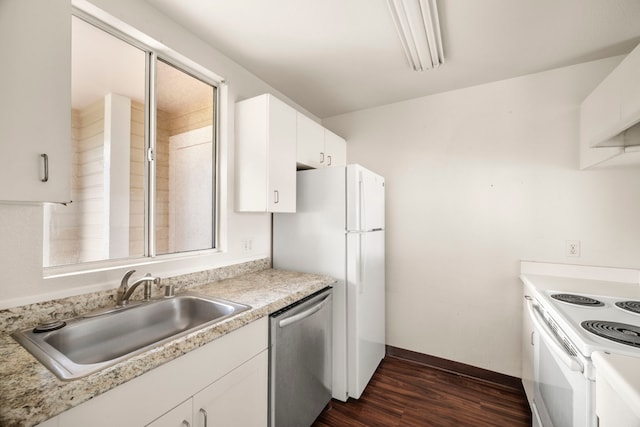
269, 287, 333, 427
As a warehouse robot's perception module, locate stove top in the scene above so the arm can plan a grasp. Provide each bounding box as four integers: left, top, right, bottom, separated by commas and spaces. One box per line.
538, 290, 640, 358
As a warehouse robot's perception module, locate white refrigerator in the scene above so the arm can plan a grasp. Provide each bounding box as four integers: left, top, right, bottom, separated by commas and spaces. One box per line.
273, 164, 385, 402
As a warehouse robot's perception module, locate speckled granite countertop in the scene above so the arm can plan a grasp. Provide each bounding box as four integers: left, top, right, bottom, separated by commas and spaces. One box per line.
0, 265, 334, 427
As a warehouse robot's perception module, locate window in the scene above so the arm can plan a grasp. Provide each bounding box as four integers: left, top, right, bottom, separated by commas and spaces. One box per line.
44, 15, 218, 268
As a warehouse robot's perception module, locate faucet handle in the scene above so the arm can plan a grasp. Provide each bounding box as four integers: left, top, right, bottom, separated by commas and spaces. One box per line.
163, 283, 175, 298
121, 270, 136, 289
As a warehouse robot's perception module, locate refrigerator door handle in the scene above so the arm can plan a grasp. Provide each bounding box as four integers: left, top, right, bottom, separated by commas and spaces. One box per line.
358, 177, 364, 231
357, 233, 364, 293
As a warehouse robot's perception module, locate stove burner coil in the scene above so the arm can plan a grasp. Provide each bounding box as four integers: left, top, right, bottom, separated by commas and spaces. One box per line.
551, 293, 604, 307
615, 300, 640, 315
581, 321, 640, 348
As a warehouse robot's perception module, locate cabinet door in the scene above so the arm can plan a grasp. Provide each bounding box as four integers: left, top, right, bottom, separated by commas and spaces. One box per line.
266, 97, 296, 212
580, 67, 622, 149
297, 113, 324, 169
235, 95, 269, 212
193, 350, 268, 427
146, 400, 193, 427
0, 0, 71, 203
620, 43, 640, 128
579, 66, 625, 169
596, 375, 640, 427
324, 129, 347, 168
236, 94, 296, 212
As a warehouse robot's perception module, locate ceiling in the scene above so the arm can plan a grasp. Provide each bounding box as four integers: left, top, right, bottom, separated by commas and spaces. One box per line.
144, 0, 640, 119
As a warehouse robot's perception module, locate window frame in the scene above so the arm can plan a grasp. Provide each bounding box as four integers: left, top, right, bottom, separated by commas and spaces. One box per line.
43, 9, 224, 278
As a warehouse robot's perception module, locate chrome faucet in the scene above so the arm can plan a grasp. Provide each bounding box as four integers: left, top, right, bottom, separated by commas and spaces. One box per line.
116, 270, 161, 307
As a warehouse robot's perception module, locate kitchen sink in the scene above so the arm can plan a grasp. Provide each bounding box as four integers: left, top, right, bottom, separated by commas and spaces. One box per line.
12, 292, 250, 380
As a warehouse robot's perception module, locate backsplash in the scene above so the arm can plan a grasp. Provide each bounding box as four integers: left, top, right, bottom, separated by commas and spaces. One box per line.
0, 258, 270, 334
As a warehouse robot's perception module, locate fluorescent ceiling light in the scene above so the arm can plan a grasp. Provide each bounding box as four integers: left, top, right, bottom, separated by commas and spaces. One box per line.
387, 0, 444, 71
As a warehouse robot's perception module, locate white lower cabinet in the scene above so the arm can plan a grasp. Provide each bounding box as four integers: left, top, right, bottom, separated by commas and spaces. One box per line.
596, 373, 640, 427
520, 285, 535, 409
146, 400, 192, 427
55, 318, 267, 427
192, 350, 268, 427
593, 352, 640, 427
147, 349, 268, 427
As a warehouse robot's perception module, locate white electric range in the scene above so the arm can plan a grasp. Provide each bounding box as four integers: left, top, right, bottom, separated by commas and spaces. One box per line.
526, 288, 640, 427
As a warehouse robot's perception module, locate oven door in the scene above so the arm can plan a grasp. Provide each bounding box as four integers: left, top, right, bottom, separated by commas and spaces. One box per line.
526, 299, 595, 427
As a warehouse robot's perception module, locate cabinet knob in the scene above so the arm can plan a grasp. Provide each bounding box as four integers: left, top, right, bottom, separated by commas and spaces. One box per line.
320, 152, 325, 163
274, 190, 279, 204
327, 155, 332, 166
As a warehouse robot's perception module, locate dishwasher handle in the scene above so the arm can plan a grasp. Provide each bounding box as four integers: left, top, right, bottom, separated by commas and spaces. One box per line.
278, 295, 330, 328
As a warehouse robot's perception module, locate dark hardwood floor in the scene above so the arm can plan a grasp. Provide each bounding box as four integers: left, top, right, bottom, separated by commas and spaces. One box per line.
312, 355, 531, 427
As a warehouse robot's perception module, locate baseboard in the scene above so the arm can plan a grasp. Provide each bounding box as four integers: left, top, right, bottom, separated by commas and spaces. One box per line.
385, 345, 524, 392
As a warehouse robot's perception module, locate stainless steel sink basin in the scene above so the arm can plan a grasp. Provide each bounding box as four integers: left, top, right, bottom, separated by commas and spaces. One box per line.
12, 292, 250, 380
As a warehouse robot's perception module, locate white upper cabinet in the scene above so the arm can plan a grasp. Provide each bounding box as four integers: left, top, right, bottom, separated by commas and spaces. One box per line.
579, 42, 640, 168
236, 94, 347, 212
323, 128, 347, 168
296, 113, 347, 169
296, 113, 325, 169
0, 0, 71, 203
620, 45, 640, 127
580, 66, 622, 149
579, 74, 626, 168
235, 94, 297, 212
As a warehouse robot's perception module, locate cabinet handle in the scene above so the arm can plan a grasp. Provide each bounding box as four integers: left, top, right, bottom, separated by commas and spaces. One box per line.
274, 190, 279, 204
327, 155, 332, 166
199, 408, 208, 427
320, 152, 325, 164
181, 421, 190, 427
41, 153, 49, 182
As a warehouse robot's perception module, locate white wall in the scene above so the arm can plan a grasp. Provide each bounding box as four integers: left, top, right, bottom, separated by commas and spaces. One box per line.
0, 0, 318, 308
323, 57, 640, 377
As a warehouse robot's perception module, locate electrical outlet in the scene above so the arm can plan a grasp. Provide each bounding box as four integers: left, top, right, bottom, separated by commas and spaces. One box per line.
566, 240, 580, 257
242, 238, 253, 252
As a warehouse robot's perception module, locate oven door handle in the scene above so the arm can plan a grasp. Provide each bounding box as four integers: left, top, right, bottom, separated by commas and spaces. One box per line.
527, 299, 584, 373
